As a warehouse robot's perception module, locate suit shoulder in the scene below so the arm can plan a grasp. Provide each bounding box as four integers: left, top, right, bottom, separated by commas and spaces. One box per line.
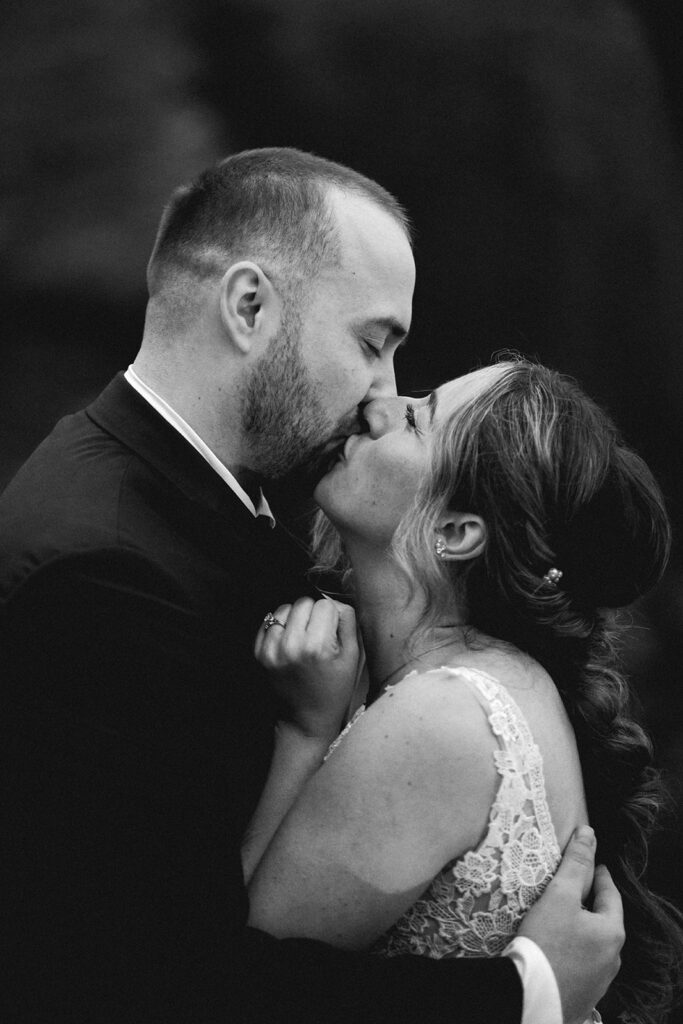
0, 413, 154, 597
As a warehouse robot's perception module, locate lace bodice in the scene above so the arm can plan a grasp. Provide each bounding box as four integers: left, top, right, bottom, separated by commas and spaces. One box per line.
368, 665, 562, 960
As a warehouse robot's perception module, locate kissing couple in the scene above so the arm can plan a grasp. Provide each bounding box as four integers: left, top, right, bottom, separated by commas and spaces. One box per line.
2, 148, 681, 1024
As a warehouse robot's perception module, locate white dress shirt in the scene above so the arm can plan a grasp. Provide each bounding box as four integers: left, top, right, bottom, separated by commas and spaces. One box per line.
506, 936, 563, 1024
124, 365, 563, 1024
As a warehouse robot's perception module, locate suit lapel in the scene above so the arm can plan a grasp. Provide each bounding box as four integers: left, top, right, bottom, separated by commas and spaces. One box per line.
86, 373, 265, 527
86, 372, 313, 573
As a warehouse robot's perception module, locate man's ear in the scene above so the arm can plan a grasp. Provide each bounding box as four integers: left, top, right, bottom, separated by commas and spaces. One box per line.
218, 261, 281, 354
436, 511, 487, 562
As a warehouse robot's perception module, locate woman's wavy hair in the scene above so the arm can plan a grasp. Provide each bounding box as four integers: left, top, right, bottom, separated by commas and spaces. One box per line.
312, 357, 682, 1023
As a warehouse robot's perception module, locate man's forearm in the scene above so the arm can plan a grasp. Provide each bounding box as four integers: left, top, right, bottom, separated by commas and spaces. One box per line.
241, 927, 523, 1024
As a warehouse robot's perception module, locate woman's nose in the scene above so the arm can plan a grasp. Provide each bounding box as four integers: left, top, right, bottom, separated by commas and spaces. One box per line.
362, 397, 409, 438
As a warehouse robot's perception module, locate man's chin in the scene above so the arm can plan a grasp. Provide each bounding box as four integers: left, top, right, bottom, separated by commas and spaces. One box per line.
260, 434, 346, 510
294, 443, 343, 486
264, 459, 328, 514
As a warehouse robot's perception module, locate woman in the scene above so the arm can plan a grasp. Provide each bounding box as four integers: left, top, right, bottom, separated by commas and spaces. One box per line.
243, 359, 682, 1023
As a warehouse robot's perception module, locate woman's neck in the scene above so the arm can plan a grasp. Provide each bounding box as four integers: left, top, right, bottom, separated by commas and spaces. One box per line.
345, 538, 469, 694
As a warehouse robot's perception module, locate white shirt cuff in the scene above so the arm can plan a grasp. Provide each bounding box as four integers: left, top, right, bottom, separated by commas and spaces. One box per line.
504, 935, 563, 1024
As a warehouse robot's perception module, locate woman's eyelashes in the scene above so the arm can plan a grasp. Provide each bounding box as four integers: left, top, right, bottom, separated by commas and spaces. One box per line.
404, 403, 422, 434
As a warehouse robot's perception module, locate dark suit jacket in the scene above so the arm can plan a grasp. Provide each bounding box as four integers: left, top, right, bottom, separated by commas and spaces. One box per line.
0, 374, 522, 1023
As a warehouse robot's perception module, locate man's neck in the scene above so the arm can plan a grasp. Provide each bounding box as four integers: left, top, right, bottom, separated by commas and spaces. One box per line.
127, 361, 269, 513
130, 355, 250, 486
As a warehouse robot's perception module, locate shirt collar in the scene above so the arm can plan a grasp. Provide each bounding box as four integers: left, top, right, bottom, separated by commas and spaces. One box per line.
124, 366, 275, 527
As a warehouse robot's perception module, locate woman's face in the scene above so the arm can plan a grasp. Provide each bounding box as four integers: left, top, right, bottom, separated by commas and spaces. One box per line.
313, 364, 506, 544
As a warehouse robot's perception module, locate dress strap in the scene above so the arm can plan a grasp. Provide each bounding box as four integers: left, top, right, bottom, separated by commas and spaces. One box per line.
427, 666, 560, 861
456, 667, 535, 744
426, 665, 531, 750
444, 666, 511, 749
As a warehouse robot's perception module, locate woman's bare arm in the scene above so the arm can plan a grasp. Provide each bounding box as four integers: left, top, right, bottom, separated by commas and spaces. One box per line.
242, 597, 360, 883
247, 669, 499, 948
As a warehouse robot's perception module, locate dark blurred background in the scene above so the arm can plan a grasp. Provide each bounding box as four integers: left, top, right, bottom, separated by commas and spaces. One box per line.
2, 0, 682, 920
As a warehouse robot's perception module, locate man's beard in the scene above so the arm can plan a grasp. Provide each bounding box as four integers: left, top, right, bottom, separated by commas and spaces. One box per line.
242, 316, 343, 496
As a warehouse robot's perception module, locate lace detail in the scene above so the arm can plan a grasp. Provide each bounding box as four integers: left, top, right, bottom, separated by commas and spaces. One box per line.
372, 666, 562, 959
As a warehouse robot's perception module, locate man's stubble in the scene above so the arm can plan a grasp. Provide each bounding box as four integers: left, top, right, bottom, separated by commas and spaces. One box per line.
242, 308, 339, 494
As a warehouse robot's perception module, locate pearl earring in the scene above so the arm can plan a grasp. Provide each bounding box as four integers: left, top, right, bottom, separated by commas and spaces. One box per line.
435, 536, 447, 558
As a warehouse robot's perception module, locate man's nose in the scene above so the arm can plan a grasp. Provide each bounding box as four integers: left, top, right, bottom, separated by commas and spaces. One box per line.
362, 396, 407, 438
365, 355, 397, 402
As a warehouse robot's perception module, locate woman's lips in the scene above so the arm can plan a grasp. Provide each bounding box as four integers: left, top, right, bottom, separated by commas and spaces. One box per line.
322, 433, 364, 475
342, 434, 363, 461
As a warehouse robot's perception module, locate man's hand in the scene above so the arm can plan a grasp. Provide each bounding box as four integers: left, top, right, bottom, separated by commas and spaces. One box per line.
519, 826, 624, 1024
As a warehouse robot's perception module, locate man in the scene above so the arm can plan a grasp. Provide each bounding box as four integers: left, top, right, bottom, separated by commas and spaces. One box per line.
1, 149, 622, 1023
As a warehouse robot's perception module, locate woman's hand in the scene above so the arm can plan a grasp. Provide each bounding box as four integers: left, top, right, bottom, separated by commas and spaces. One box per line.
245, 598, 359, 881
255, 597, 360, 744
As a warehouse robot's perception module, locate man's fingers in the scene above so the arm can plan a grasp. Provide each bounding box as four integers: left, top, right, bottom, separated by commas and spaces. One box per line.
591, 864, 624, 927
557, 825, 597, 904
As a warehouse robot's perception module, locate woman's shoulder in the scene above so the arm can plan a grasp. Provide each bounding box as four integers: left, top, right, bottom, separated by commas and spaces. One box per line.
378, 651, 572, 784
340, 644, 566, 793
386, 644, 558, 712
432, 646, 566, 723
380, 663, 501, 734
379, 654, 585, 850
332, 665, 502, 857
407, 647, 587, 848
360, 664, 503, 790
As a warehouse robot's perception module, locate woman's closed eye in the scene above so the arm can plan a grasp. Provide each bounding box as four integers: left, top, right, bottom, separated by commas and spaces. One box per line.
404, 403, 422, 434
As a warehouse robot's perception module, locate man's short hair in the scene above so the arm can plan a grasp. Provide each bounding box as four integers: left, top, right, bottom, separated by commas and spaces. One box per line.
147, 148, 411, 315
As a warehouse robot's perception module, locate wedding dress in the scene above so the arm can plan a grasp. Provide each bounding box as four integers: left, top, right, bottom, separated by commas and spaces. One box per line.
327, 664, 602, 1020
370, 666, 562, 959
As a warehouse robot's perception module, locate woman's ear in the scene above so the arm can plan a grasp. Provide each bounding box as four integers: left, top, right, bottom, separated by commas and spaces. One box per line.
218, 261, 282, 354
436, 512, 487, 562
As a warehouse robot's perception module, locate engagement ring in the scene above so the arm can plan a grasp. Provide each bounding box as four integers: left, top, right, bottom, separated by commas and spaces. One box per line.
263, 611, 285, 631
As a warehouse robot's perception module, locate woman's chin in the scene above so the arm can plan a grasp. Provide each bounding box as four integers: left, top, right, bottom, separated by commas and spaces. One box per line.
313, 471, 334, 509
313, 458, 344, 506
